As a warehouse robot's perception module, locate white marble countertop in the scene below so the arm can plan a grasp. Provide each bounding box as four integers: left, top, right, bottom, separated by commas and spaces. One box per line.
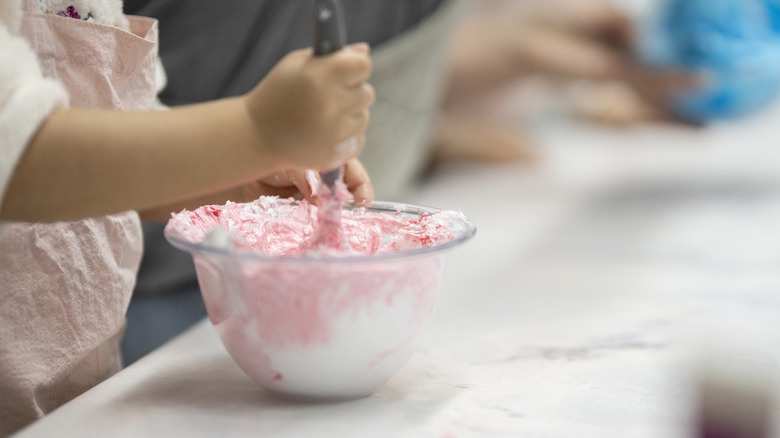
16, 102, 780, 437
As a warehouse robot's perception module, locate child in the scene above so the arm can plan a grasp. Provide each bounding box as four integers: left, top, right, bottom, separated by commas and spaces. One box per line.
0, 0, 374, 434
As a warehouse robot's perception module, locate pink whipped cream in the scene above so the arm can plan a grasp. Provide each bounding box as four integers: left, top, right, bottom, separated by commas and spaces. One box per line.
165, 195, 459, 257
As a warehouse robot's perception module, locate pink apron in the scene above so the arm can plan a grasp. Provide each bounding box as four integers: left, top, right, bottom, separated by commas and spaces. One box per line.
0, 1, 158, 434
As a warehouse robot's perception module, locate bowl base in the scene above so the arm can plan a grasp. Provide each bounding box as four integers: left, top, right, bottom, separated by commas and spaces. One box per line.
265, 388, 373, 404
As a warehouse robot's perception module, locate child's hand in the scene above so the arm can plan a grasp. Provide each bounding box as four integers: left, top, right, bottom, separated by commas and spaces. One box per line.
245, 43, 375, 170
237, 158, 374, 205
138, 159, 373, 221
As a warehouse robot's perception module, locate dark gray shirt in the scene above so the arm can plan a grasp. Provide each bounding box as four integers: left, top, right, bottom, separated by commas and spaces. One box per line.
124, 0, 444, 105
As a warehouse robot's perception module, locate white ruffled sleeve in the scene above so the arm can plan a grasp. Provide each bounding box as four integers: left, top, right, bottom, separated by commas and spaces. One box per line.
0, 0, 69, 222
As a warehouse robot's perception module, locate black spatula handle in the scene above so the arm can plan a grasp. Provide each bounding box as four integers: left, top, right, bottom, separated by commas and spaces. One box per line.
313, 0, 347, 186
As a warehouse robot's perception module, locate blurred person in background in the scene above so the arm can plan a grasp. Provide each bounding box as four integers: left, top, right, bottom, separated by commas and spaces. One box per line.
122, 0, 694, 364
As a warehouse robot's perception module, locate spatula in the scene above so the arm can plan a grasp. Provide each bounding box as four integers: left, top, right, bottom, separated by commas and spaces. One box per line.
313, 0, 347, 187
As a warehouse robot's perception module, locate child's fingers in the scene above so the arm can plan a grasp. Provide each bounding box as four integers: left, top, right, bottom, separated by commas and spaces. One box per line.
353, 133, 367, 158
342, 158, 374, 205
256, 170, 310, 198
334, 84, 373, 125
343, 123, 368, 157
345, 82, 375, 111
331, 113, 369, 159
326, 133, 365, 169
284, 169, 314, 200
328, 48, 373, 86
333, 135, 360, 161
356, 110, 370, 134
347, 42, 370, 54
309, 50, 370, 85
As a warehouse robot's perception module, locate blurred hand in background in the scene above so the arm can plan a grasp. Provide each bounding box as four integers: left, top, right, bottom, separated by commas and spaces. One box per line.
433, 0, 698, 163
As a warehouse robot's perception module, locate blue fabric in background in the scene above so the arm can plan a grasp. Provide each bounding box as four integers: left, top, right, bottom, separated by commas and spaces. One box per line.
640, 0, 780, 122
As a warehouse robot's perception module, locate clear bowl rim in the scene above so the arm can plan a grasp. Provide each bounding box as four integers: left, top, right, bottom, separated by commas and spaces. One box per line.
164, 200, 477, 264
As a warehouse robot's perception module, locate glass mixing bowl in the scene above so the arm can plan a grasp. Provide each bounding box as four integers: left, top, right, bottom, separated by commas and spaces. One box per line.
165, 200, 476, 401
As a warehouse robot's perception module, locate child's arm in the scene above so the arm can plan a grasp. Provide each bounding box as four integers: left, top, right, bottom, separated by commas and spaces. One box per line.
1, 44, 374, 222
